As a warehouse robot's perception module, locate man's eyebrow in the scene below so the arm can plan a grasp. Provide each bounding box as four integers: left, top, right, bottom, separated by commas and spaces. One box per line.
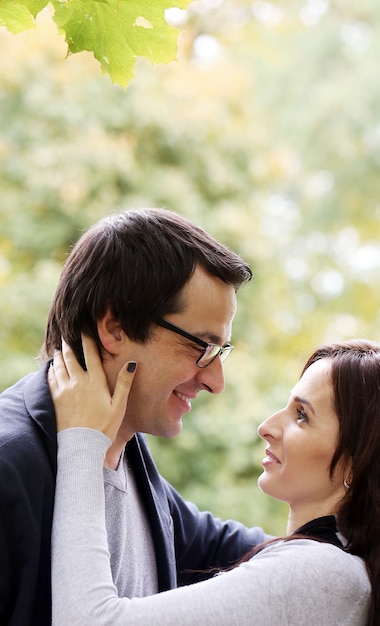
294, 395, 316, 415
197, 331, 230, 345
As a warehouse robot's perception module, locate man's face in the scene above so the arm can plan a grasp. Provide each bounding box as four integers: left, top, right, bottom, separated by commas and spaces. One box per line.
115, 265, 237, 441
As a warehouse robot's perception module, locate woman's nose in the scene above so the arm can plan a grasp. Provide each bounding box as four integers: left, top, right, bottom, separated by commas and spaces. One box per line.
257, 410, 282, 440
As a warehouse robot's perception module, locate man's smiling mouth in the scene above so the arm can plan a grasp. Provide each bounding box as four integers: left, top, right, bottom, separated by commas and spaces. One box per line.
174, 391, 193, 410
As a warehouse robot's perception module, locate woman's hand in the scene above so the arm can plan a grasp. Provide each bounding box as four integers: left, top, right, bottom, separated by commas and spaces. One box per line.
48, 335, 137, 441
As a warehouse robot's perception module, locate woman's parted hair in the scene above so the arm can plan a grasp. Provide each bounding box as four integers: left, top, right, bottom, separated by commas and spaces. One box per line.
302, 339, 380, 624
41, 208, 252, 363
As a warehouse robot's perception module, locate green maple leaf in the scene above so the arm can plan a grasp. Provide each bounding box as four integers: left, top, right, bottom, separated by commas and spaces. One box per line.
52, 0, 191, 88
0, 0, 48, 34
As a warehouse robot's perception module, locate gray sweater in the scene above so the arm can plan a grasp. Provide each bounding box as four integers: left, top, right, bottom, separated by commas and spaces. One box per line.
52, 429, 371, 626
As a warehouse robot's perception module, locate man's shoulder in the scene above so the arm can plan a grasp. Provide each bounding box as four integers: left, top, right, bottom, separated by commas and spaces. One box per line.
0, 368, 42, 401
0, 365, 56, 458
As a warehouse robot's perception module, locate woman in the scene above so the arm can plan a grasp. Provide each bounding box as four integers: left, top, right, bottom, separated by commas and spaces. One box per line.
50, 336, 379, 625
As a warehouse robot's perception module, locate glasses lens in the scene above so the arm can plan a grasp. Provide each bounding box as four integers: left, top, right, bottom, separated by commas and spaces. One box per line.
220, 344, 233, 362
197, 344, 233, 368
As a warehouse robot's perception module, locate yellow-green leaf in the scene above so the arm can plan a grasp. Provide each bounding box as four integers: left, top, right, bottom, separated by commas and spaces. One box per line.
0, 0, 47, 33
52, 0, 191, 88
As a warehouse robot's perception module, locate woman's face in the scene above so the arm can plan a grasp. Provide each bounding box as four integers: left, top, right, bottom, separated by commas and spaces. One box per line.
257, 358, 347, 525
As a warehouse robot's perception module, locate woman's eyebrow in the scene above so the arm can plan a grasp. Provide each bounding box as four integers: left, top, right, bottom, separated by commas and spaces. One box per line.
294, 395, 316, 415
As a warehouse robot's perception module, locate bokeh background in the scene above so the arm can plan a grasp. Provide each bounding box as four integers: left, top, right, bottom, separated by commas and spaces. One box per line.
1, 0, 380, 534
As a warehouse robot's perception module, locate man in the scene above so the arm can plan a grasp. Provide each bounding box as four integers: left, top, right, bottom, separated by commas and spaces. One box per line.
0, 208, 266, 625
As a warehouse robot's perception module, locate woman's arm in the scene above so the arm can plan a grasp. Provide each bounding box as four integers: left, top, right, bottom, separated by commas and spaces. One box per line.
53, 427, 249, 626
50, 338, 370, 626
52, 429, 369, 625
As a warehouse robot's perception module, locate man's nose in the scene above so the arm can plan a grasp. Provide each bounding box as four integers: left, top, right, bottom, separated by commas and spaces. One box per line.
195, 356, 225, 395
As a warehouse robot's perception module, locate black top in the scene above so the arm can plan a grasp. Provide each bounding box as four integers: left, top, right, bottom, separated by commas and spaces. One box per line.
294, 515, 344, 549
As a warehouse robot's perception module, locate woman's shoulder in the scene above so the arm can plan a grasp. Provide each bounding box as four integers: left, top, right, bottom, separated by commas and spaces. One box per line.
253, 537, 370, 591
200, 538, 369, 625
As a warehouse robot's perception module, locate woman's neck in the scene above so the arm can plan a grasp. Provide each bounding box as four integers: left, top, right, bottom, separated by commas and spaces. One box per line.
287, 507, 334, 535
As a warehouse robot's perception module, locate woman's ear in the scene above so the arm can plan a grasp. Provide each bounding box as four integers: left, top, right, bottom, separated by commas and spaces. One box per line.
343, 457, 353, 490
96, 309, 124, 355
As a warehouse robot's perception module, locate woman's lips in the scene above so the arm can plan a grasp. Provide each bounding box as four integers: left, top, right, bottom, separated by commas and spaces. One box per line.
262, 448, 281, 465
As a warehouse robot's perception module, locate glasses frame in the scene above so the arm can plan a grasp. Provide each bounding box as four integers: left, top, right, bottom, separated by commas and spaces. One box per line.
156, 318, 233, 368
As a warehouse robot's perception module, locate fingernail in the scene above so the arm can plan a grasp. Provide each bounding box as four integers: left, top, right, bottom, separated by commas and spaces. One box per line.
127, 362, 136, 373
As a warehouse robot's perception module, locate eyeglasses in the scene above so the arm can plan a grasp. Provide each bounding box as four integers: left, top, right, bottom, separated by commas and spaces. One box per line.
156, 319, 233, 368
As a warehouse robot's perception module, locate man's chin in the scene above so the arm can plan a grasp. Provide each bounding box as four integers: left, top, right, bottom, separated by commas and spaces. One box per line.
164, 416, 184, 439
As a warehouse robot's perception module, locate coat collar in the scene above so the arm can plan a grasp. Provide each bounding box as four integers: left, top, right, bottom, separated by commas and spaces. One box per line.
24, 361, 58, 473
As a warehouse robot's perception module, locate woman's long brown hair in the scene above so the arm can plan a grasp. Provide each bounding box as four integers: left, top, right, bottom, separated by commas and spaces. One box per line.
300, 339, 380, 624
233, 340, 379, 623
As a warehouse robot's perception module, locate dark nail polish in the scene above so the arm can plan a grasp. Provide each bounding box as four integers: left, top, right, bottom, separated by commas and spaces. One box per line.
127, 362, 136, 373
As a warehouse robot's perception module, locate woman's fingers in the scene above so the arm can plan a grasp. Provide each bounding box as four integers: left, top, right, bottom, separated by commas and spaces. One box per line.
48, 335, 137, 441
47, 358, 58, 393
80, 334, 105, 380
108, 361, 137, 438
49, 347, 70, 388
52, 335, 104, 387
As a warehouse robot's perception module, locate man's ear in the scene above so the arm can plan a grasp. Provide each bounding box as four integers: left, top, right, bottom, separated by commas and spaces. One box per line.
97, 309, 124, 355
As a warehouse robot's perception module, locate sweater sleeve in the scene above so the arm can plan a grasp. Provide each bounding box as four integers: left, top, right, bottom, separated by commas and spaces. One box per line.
52, 429, 370, 626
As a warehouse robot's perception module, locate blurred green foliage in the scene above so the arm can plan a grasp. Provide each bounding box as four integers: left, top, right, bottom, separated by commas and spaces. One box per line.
1, 0, 380, 534
0, 0, 191, 87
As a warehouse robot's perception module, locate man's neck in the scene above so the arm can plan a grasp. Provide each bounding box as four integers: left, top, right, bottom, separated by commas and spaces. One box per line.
104, 438, 129, 470
104, 422, 136, 469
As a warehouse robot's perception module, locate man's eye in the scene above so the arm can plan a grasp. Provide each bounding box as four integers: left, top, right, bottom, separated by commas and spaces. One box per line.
189, 342, 205, 355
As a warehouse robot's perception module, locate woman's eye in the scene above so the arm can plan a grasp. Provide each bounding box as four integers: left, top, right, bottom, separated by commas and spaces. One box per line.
296, 408, 308, 423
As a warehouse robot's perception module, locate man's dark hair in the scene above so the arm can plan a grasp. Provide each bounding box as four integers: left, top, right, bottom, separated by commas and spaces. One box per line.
41, 208, 252, 364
